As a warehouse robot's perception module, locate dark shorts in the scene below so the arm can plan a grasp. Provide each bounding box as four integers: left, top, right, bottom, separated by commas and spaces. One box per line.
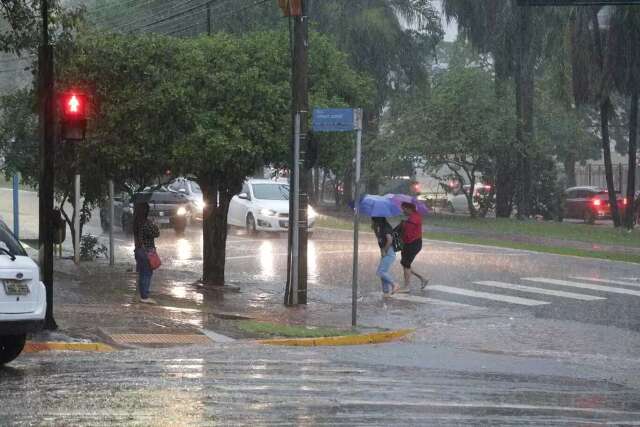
401, 239, 422, 268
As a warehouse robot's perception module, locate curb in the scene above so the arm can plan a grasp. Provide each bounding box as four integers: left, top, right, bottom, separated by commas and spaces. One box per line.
256, 329, 413, 347
24, 341, 116, 353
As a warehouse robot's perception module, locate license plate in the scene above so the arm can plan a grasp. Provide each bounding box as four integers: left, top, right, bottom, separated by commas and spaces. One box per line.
3, 281, 29, 296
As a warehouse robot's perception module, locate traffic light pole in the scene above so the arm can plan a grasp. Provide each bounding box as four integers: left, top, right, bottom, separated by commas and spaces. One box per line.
38, 0, 57, 330
285, 0, 309, 306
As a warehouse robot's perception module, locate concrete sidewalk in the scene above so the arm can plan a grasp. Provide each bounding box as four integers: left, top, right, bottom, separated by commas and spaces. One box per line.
42, 256, 484, 348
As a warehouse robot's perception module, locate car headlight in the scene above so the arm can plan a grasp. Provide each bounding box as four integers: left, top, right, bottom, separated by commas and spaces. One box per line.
308, 206, 317, 219
176, 206, 188, 216
195, 200, 206, 211
259, 208, 277, 217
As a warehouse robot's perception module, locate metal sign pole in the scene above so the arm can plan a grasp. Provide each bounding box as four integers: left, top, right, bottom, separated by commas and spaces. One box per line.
108, 180, 115, 266
352, 110, 362, 327
291, 113, 301, 304
12, 174, 19, 239
74, 174, 80, 264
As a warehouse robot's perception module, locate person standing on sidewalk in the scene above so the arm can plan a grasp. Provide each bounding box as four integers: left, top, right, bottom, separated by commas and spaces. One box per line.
372, 217, 404, 297
133, 202, 160, 304
400, 202, 428, 290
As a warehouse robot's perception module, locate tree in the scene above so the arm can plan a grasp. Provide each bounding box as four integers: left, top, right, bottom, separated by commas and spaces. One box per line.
569, 6, 622, 227
606, 6, 640, 229
388, 63, 515, 218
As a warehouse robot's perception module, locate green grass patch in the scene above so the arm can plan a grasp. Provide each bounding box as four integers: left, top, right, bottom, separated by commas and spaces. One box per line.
236, 320, 357, 338
426, 231, 640, 264
425, 215, 640, 248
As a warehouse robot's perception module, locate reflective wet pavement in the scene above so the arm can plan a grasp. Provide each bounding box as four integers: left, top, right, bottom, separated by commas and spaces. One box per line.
3, 342, 640, 425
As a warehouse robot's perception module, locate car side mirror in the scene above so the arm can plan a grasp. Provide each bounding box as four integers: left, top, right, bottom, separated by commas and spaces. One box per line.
238, 193, 249, 200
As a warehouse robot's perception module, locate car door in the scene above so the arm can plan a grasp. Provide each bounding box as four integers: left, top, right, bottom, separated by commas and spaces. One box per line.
453, 186, 470, 212
564, 190, 576, 218
228, 183, 251, 226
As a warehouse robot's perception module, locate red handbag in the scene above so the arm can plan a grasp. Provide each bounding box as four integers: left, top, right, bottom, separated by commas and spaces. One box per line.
147, 249, 162, 270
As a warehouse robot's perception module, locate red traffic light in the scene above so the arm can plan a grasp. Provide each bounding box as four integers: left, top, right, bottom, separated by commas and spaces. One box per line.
60, 92, 87, 120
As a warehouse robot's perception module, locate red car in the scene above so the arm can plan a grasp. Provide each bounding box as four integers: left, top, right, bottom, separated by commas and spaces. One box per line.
564, 186, 628, 224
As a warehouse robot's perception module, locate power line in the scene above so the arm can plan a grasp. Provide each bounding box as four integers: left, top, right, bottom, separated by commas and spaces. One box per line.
165, 0, 271, 36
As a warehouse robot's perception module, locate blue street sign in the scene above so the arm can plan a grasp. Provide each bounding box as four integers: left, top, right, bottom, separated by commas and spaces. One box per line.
312, 108, 355, 132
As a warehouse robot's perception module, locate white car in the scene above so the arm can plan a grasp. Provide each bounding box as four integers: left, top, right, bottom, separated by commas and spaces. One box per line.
447, 184, 493, 214
0, 220, 46, 365
228, 179, 317, 234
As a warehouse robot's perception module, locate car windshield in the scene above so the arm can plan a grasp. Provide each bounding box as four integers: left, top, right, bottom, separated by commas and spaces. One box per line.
252, 183, 289, 200
0, 222, 27, 257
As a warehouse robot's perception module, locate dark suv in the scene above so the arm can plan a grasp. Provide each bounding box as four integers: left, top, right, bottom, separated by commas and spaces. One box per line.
563, 186, 627, 224
100, 186, 192, 234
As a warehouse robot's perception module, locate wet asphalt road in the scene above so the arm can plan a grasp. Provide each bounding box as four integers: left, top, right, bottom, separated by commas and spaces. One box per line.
4, 192, 640, 424
3, 342, 640, 425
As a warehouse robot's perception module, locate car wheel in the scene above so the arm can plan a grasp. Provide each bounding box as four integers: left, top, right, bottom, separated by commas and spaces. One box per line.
246, 214, 258, 236
0, 334, 26, 365
584, 210, 595, 225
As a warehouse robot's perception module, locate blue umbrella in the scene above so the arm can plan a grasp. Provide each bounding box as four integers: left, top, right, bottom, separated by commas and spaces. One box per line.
358, 195, 402, 217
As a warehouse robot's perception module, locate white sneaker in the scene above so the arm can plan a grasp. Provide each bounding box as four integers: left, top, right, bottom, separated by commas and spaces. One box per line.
140, 298, 157, 305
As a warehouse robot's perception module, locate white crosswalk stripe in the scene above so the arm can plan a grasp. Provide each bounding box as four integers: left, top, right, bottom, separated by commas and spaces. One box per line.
427, 285, 550, 306
523, 278, 640, 297
474, 281, 606, 301
391, 294, 479, 308
569, 277, 640, 289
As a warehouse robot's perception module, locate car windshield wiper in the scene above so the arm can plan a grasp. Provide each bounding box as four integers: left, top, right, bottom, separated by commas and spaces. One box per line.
0, 246, 16, 261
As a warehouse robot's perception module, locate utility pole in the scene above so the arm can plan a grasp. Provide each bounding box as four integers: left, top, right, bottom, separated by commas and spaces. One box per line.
285, 0, 309, 305
38, 0, 57, 330
206, 2, 212, 36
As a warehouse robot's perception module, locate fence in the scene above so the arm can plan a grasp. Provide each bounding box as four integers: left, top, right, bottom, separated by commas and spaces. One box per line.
575, 163, 640, 194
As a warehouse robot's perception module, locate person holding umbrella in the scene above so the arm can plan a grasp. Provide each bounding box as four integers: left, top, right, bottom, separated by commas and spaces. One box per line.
399, 202, 428, 290
371, 217, 403, 297
358, 195, 405, 297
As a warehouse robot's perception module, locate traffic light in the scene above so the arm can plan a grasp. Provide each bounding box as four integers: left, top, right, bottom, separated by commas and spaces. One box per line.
59, 92, 87, 141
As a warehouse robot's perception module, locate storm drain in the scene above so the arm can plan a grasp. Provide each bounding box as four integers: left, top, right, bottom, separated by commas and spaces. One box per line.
109, 334, 212, 346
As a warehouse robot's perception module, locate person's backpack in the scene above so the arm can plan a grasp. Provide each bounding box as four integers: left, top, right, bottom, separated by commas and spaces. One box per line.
392, 224, 403, 252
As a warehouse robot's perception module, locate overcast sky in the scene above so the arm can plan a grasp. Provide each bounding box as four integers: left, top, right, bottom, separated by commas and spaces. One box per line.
434, 0, 459, 42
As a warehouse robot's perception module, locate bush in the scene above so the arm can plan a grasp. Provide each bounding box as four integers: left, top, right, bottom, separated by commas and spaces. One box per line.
80, 234, 108, 261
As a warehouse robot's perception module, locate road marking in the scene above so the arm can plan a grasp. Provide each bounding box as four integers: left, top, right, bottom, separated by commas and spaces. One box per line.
570, 276, 640, 289
391, 294, 478, 308
475, 281, 606, 301
523, 278, 640, 297
427, 285, 549, 306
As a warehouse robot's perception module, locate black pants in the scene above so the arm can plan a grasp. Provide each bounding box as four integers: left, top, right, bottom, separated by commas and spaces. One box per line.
400, 239, 422, 268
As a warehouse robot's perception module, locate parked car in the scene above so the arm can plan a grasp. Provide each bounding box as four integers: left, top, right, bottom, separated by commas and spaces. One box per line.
227, 179, 317, 234
100, 186, 192, 234
0, 219, 46, 365
166, 177, 205, 221
447, 184, 493, 214
563, 186, 627, 224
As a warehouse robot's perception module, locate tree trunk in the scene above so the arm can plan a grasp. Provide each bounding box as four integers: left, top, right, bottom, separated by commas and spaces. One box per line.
601, 98, 622, 227
626, 89, 638, 229
514, 5, 535, 219
201, 177, 232, 287
563, 155, 577, 188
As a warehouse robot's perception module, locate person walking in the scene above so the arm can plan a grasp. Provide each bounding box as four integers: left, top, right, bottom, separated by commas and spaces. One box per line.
400, 202, 428, 290
133, 202, 160, 304
372, 217, 404, 297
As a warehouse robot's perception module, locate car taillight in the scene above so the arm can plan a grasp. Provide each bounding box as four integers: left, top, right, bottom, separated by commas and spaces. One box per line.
592, 198, 601, 207
623, 198, 628, 205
